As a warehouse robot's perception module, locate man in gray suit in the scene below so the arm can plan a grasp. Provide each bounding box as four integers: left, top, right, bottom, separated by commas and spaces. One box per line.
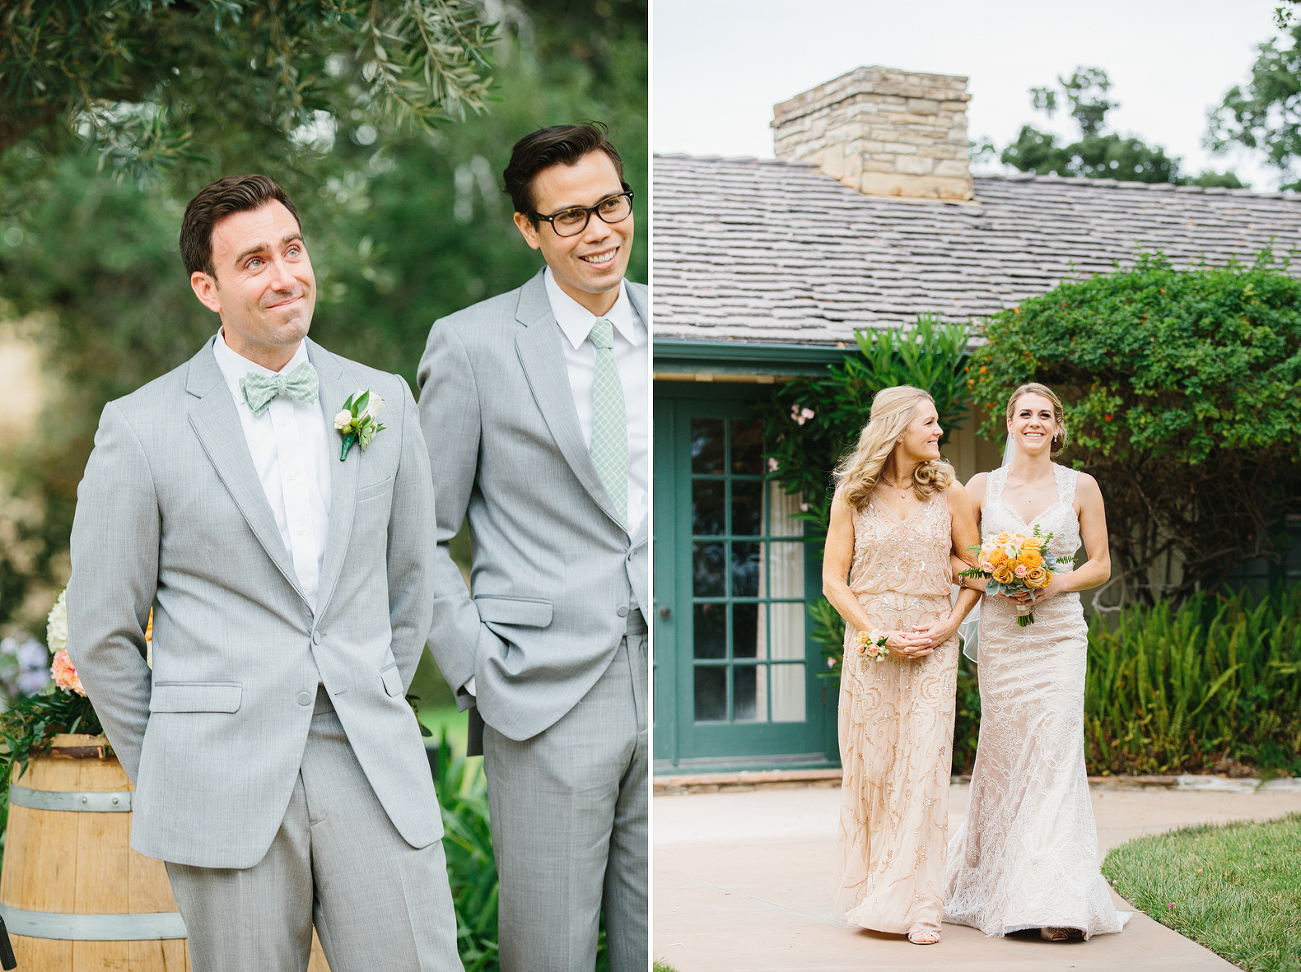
67, 175, 462, 972
417, 125, 648, 972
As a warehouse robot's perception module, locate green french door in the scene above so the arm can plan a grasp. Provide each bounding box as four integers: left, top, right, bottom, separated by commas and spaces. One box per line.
653, 388, 836, 770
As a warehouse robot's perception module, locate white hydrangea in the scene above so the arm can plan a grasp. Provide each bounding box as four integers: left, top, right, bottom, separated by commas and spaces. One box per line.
46, 588, 68, 654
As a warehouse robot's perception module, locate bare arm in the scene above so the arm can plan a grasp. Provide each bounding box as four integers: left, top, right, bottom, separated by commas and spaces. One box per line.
914, 481, 983, 647
954, 472, 989, 590
822, 487, 930, 658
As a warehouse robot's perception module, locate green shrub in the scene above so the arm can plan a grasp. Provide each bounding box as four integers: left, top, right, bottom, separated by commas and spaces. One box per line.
950, 583, 1301, 777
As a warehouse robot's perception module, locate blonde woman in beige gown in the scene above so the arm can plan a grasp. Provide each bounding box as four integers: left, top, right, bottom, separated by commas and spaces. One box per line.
823, 386, 981, 945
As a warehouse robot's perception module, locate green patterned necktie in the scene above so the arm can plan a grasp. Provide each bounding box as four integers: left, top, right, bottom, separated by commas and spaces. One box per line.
588, 318, 628, 527
239, 361, 319, 415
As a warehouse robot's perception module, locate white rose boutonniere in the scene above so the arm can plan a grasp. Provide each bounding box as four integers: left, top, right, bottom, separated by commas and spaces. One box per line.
334, 390, 387, 460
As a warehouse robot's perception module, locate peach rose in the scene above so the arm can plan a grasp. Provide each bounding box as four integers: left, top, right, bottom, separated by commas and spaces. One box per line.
1025, 566, 1051, 589
1023, 536, 1043, 550
994, 532, 1014, 545
1013, 563, 1028, 578
51, 649, 86, 697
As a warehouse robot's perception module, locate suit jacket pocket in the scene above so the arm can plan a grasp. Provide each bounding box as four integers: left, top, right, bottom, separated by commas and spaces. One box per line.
474, 595, 553, 628
379, 662, 404, 697
150, 682, 242, 713
356, 475, 395, 501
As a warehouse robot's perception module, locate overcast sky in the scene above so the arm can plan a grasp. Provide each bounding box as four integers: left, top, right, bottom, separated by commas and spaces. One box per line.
653, 0, 1289, 189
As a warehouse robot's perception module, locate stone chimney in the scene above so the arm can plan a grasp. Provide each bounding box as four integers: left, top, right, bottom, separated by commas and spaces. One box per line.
772, 66, 973, 201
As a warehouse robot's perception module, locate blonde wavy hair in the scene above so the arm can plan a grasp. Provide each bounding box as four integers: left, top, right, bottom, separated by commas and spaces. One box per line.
1006, 382, 1069, 456
834, 385, 955, 513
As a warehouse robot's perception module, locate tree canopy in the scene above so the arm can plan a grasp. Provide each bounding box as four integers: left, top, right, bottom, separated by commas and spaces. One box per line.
0, 0, 496, 183
993, 67, 1244, 188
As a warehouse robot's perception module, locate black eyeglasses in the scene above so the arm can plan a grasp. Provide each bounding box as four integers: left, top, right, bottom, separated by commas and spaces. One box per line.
531, 190, 634, 237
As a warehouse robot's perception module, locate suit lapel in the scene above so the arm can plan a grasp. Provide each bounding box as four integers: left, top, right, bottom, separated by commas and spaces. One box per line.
310, 340, 359, 619
185, 339, 309, 607
514, 272, 625, 531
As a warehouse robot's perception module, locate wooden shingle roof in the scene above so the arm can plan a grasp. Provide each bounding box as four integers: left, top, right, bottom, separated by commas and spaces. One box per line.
652, 153, 1301, 345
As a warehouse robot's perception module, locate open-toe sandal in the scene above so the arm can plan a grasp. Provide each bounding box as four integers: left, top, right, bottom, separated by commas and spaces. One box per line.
1039, 927, 1071, 942
907, 928, 941, 945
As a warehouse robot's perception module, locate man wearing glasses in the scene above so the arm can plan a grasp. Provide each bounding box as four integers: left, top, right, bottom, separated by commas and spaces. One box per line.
417, 124, 647, 972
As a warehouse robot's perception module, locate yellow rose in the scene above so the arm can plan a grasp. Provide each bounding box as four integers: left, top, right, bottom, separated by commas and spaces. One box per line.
992, 564, 1015, 584
1025, 566, 1050, 588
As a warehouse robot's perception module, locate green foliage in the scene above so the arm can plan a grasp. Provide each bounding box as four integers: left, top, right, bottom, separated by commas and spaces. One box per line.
1000, 67, 1243, 188
435, 744, 500, 971
952, 652, 981, 775
1210, 22, 1301, 192
951, 584, 1301, 777
1103, 814, 1301, 972
966, 252, 1301, 602
0, 688, 104, 798
758, 314, 972, 533
0, 0, 497, 179
807, 596, 845, 680
1085, 586, 1301, 777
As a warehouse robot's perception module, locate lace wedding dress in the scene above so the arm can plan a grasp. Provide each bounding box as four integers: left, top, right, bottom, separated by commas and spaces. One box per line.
944, 464, 1129, 938
833, 489, 959, 936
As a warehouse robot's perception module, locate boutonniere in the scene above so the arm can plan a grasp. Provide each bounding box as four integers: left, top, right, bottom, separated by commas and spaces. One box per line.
333, 390, 386, 461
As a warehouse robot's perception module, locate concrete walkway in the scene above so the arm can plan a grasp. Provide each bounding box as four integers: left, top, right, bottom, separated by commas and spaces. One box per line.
654, 781, 1301, 971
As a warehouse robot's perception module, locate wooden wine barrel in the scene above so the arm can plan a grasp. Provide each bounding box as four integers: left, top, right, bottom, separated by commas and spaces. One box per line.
0, 734, 331, 970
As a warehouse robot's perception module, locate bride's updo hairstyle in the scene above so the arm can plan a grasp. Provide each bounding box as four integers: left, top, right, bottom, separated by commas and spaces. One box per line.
1006, 382, 1069, 456
834, 385, 954, 513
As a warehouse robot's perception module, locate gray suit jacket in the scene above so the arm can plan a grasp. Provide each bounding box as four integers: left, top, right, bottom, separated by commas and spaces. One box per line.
417, 269, 649, 742
67, 337, 441, 869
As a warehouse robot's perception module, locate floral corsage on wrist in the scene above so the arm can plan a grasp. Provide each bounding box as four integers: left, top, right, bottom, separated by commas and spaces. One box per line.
858, 628, 891, 663
334, 390, 386, 461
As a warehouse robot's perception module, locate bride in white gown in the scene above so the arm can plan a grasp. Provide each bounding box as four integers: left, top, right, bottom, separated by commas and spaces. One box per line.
944, 383, 1130, 941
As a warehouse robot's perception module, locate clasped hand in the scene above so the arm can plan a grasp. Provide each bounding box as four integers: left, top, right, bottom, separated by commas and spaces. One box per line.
885, 618, 957, 658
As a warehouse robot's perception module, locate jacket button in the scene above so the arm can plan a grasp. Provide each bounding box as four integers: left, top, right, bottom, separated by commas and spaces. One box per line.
297, 692, 312, 706
312, 632, 322, 645
617, 605, 629, 617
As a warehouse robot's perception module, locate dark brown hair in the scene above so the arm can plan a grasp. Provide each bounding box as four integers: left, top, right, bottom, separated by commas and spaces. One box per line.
180, 175, 301, 278
503, 123, 629, 220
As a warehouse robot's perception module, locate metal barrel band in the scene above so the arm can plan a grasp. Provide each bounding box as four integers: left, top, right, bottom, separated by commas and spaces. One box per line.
0, 904, 187, 941
8, 785, 132, 812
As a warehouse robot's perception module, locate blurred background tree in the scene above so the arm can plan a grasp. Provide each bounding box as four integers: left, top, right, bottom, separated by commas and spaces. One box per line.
986, 66, 1244, 188
0, 0, 648, 699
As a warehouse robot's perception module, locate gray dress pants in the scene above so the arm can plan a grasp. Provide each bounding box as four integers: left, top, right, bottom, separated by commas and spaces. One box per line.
166, 689, 463, 972
483, 612, 649, 972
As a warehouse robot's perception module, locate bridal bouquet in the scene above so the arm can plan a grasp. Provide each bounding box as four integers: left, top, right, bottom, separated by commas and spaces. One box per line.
959, 526, 1068, 627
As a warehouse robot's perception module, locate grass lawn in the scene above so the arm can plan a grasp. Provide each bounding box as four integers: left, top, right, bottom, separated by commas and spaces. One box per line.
1103, 813, 1301, 972
652, 963, 678, 972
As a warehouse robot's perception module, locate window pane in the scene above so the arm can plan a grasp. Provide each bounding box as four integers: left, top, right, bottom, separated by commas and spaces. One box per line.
694, 667, 727, 722
767, 541, 804, 600
769, 602, 806, 661
732, 603, 759, 658
692, 480, 725, 536
770, 663, 806, 723
767, 482, 805, 538
731, 480, 763, 537
693, 603, 726, 659
731, 542, 761, 597
733, 665, 760, 722
693, 542, 725, 597
691, 418, 725, 475
731, 419, 764, 475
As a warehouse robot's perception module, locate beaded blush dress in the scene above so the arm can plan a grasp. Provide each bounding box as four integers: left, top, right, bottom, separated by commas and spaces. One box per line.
832, 487, 959, 937
943, 464, 1129, 938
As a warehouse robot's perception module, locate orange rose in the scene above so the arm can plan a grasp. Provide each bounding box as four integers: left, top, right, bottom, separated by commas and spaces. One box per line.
1023, 536, 1043, 550
1025, 566, 1051, 588
992, 564, 1015, 585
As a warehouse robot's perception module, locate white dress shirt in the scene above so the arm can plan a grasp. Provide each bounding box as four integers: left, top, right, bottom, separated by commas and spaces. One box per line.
212, 330, 333, 612
543, 267, 649, 537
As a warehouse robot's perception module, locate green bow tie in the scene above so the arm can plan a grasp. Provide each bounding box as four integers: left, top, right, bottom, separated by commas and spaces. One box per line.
239, 361, 319, 415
